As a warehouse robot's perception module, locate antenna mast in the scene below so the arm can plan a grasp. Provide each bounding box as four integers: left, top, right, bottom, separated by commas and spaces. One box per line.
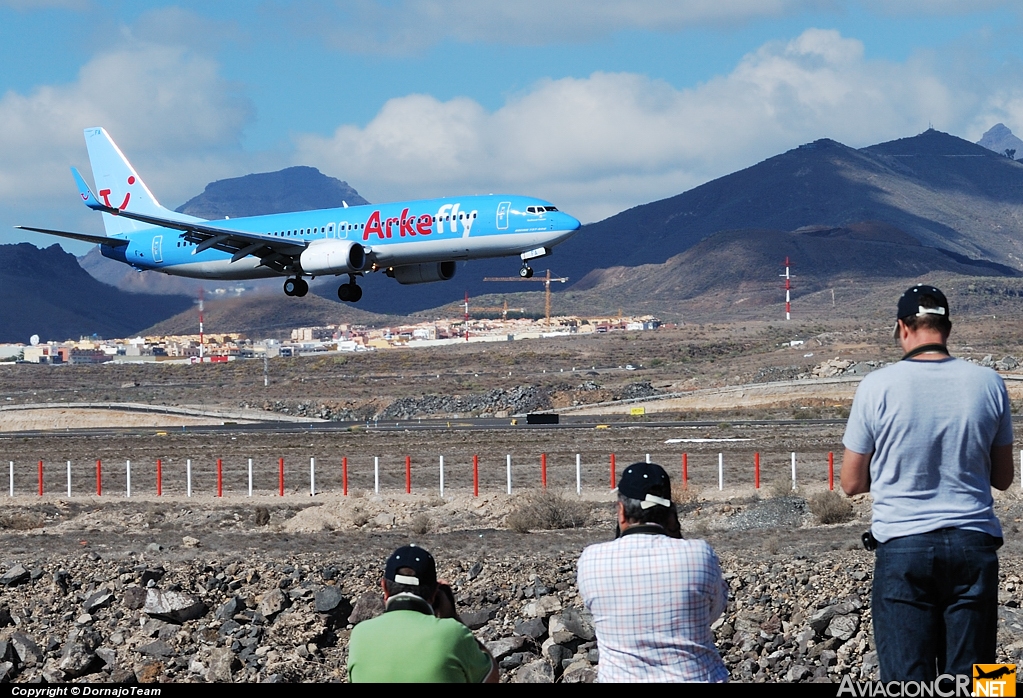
780, 257, 792, 321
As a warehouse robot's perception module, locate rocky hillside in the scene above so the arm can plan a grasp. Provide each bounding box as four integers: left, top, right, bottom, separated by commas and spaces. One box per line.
0, 243, 192, 344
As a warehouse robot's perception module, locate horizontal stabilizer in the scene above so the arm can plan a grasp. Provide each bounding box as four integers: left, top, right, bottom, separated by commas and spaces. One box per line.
15, 225, 129, 247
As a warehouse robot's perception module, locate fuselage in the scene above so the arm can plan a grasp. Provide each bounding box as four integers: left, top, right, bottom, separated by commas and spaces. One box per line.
101, 194, 581, 279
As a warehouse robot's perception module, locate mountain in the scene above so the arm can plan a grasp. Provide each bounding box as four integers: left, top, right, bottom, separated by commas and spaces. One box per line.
551, 130, 1023, 288
977, 123, 1023, 159
174, 166, 369, 218
0, 243, 192, 343
569, 222, 1019, 316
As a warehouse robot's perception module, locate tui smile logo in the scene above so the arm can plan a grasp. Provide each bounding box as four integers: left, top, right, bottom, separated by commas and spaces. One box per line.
98, 175, 136, 210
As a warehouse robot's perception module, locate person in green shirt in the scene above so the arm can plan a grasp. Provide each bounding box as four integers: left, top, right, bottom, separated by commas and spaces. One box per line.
347, 544, 498, 683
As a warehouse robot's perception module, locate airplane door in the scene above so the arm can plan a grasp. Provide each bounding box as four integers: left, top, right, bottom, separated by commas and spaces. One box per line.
152, 235, 163, 263
496, 202, 511, 230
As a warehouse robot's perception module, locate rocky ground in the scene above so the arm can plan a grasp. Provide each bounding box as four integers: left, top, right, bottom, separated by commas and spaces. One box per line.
2, 319, 1023, 683
3, 488, 1023, 684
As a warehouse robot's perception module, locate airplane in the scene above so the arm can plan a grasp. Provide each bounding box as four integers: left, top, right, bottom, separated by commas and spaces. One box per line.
18, 128, 582, 302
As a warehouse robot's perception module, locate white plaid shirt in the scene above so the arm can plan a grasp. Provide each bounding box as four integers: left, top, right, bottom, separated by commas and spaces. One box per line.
577, 529, 729, 682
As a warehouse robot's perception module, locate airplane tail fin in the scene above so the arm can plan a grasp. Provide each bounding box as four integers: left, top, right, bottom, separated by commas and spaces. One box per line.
83, 127, 179, 236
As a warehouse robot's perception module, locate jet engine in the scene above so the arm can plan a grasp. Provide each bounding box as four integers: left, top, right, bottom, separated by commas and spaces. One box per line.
299, 239, 367, 275
389, 261, 457, 285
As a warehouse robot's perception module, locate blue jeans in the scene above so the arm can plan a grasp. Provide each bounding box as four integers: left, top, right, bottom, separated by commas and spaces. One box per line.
873, 528, 1001, 681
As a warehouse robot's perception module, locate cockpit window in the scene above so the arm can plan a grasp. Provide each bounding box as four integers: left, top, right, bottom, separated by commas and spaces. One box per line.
544, 206, 558, 212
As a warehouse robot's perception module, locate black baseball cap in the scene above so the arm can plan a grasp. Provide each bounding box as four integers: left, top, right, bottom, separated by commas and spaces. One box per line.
894, 285, 949, 337
616, 462, 672, 509
385, 544, 437, 587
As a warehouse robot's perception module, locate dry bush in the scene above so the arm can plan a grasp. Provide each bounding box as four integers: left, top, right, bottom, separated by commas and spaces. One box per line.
410, 513, 432, 535
0, 510, 46, 530
769, 479, 797, 498
809, 490, 854, 524
671, 483, 702, 515
506, 489, 590, 533
349, 506, 369, 527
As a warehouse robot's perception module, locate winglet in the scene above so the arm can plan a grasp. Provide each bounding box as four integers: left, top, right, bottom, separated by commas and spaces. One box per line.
71, 167, 109, 212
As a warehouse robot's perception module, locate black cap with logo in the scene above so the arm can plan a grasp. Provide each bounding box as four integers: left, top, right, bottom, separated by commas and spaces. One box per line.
616, 462, 672, 509
385, 544, 437, 588
894, 285, 949, 338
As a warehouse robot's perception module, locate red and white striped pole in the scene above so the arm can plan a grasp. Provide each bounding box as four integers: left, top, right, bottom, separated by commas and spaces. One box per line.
464, 291, 470, 342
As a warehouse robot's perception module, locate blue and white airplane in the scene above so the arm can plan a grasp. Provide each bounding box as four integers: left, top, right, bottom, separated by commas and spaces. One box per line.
19, 128, 582, 302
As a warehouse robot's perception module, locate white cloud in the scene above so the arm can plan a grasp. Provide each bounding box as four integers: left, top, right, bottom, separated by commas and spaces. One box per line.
294, 28, 986, 222
296, 0, 1021, 54
297, 0, 829, 54
0, 10, 253, 219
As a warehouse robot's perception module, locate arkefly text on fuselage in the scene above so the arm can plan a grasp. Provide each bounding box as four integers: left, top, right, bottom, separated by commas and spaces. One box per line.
18, 128, 581, 302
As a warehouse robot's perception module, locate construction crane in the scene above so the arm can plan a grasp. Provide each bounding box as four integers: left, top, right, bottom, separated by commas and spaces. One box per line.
482, 269, 568, 329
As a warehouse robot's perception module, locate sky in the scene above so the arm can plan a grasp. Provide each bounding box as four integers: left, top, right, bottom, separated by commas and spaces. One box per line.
2, 0, 1022, 254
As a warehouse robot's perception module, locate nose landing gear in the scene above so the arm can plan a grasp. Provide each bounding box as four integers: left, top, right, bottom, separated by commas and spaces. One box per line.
519, 265, 534, 278
283, 277, 309, 297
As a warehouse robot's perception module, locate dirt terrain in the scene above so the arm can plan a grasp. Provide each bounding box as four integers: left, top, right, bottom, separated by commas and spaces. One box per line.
2, 316, 1023, 683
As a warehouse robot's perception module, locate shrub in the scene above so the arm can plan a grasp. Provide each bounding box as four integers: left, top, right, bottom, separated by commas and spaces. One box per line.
0, 510, 46, 530
809, 490, 854, 524
506, 489, 590, 533
769, 478, 796, 498
671, 483, 701, 511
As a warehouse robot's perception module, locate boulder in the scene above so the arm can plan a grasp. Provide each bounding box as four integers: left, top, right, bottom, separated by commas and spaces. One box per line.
143, 589, 207, 624
59, 628, 102, 678
512, 658, 555, 683
0, 565, 29, 588
257, 588, 290, 621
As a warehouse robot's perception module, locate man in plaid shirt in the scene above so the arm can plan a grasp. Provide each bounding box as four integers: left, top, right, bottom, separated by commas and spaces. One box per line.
577, 462, 729, 682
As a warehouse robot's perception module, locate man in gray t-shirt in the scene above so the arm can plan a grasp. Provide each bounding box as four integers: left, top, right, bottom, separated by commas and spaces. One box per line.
842, 285, 1014, 682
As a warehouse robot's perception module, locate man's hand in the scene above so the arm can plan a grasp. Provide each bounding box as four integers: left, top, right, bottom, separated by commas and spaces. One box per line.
841, 449, 873, 496
433, 582, 460, 621
991, 443, 1014, 491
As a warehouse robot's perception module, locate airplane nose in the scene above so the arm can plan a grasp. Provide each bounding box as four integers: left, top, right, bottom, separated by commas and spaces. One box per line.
563, 213, 581, 230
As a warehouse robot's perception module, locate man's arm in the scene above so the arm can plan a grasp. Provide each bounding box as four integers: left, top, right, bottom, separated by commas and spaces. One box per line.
841, 449, 873, 496
480, 647, 499, 683
990, 443, 1014, 491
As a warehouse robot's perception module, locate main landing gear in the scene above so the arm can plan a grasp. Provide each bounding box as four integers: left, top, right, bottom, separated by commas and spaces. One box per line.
337, 276, 363, 303
283, 277, 308, 297
519, 264, 534, 278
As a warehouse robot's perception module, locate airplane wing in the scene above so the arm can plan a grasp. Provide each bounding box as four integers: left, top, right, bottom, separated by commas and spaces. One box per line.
15, 226, 129, 247
70, 167, 310, 274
